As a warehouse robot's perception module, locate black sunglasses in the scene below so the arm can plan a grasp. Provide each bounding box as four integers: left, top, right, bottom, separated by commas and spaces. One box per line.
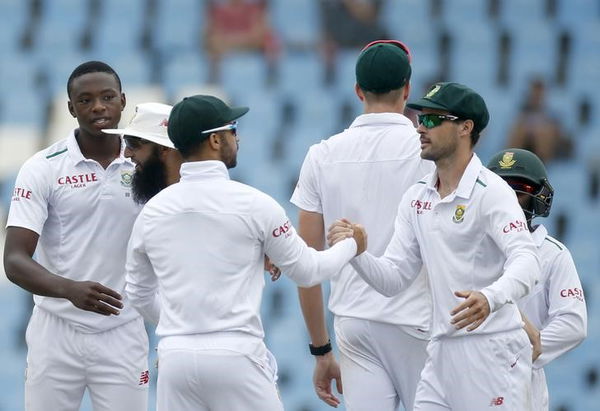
123, 135, 150, 150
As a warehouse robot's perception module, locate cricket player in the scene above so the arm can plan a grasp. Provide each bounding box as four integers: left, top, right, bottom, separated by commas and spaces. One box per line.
3, 61, 148, 411
124, 95, 362, 411
329, 82, 541, 410
291, 40, 434, 410
103, 102, 181, 205
487, 148, 587, 410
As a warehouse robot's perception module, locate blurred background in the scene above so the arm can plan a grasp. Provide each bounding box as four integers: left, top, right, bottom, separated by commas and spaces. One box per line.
0, 0, 599, 410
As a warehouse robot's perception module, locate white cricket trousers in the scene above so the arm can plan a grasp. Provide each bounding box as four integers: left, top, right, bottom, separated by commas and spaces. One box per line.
156, 337, 283, 411
414, 329, 533, 410
531, 368, 549, 411
334, 316, 429, 411
25, 307, 149, 411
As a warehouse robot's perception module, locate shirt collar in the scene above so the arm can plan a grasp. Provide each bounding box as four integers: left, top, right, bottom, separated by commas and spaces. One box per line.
349, 112, 414, 129
424, 153, 483, 200
531, 224, 548, 248
66, 130, 86, 164
180, 160, 230, 182
66, 129, 129, 165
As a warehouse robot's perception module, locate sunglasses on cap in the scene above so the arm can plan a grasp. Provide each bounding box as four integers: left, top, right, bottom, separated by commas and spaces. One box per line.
360, 39, 412, 63
123, 135, 150, 150
201, 121, 237, 136
417, 113, 461, 129
504, 178, 538, 194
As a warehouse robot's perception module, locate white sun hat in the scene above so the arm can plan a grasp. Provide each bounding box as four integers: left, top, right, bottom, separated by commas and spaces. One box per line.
103, 102, 174, 148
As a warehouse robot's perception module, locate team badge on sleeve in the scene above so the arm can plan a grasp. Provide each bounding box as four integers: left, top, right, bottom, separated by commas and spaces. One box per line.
452, 205, 466, 223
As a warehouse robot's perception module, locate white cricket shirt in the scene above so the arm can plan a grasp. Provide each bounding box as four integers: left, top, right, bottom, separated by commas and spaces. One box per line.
518, 224, 587, 369
291, 113, 434, 332
352, 154, 541, 339
125, 161, 356, 354
6, 130, 141, 332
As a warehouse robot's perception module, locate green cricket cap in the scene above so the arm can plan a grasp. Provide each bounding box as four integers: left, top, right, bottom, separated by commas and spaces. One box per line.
168, 95, 249, 150
355, 42, 411, 93
407, 82, 490, 133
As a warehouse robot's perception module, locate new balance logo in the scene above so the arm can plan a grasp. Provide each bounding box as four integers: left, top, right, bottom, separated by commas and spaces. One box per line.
139, 370, 149, 385
490, 396, 504, 406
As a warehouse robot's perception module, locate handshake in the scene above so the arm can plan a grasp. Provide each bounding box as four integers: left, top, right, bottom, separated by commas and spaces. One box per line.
327, 218, 368, 256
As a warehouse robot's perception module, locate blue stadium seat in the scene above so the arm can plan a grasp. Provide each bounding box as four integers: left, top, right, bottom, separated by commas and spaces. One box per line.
0, 0, 27, 56
555, 0, 600, 27
499, 0, 547, 26
442, 0, 489, 24
408, 44, 439, 94
162, 51, 209, 97
271, 0, 319, 49
93, 2, 145, 57
153, 0, 203, 57
450, 22, 498, 87
278, 51, 324, 95
546, 161, 587, 215
220, 52, 269, 97
34, 0, 87, 54
96, 52, 153, 87
381, 0, 429, 42
509, 21, 557, 90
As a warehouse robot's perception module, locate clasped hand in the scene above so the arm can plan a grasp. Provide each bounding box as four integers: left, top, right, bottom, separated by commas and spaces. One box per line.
326, 218, 367, 255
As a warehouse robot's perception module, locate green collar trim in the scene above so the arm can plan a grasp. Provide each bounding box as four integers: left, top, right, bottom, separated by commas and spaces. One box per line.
544, 237, 563, 251
46, 148, 68, 159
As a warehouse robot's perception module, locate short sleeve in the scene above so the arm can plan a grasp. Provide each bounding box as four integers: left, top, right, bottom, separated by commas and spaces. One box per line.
290, 145, 322, 213
6, 156, 52, 235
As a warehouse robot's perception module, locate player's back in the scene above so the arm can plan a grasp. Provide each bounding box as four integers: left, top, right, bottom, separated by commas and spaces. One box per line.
139, 160, 285, 342
293, 112, 434, 329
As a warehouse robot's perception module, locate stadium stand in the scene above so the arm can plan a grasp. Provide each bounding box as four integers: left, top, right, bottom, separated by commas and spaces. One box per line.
0, 1, 598, 410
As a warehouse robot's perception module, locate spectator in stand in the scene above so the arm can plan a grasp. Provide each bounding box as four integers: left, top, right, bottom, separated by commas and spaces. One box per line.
204, 0, 279, 83
506, 77, 572, 163
320, 0, 388, 83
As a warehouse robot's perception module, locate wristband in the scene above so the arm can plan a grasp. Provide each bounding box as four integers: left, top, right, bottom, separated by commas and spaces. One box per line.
309, 340, 332, 356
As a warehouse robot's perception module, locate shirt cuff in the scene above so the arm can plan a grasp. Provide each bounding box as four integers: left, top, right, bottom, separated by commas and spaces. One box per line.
479, 288, 498, 313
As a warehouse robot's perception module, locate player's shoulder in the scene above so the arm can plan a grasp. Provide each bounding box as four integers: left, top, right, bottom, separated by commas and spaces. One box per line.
478, 167, 517, 201
541, 233, 568, 254
407, 174, 431, 195
20, 139, 69, 173
307, 131, 345, 158
230, 179, 280, 205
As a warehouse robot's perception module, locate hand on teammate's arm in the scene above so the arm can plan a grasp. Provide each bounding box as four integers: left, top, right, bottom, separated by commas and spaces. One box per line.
521, 312, 542, 361
313, 352, 343, 408
450, 290, 491, 331
326, 218, 368, 255
264, 255, 281, 281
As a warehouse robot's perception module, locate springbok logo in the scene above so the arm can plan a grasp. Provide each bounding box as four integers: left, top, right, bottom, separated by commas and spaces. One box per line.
425, 84, 441, 98
499, 151, 516, 169
452, 205, 466, 224
121, 170, 133, 188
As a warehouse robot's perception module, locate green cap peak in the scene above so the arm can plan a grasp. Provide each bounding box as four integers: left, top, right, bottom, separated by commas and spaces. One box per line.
408, 82, 490, 133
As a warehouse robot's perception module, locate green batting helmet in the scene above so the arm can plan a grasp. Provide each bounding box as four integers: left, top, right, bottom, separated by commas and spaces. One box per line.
487, 148, 554, 219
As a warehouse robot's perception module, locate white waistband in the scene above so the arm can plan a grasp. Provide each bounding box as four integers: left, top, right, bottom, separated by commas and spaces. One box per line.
158, 332, 266, 358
